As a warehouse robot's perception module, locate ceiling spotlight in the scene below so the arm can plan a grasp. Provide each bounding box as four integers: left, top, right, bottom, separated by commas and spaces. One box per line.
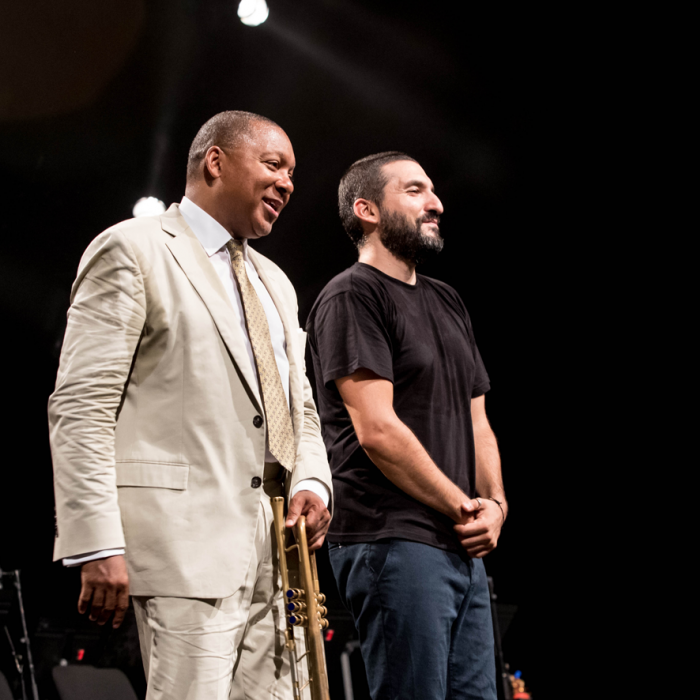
238, 0, 269, 26
133, 196, 166, 218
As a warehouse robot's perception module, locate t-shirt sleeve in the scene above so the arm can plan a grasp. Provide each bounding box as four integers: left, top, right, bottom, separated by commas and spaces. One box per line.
455, 290, 490, 397
309, 290, 394, 389
471, 342, 490, 397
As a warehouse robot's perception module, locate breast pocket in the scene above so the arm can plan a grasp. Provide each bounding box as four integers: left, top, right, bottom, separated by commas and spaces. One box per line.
115, 461, 189, 490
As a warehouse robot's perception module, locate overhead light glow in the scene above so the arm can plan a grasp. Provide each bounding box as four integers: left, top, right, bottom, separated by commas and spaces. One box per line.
238, 0, 269, 26
133, 196, 166, 218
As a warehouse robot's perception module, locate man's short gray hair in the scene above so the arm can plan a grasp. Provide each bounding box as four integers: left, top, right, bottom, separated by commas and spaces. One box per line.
186, 110, 279, 181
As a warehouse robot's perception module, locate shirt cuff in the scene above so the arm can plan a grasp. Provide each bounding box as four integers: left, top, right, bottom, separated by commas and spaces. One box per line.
63, 549, 126, 568
290, 478, 330, 507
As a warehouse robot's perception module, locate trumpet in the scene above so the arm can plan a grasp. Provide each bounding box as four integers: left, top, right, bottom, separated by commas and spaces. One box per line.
271, 496, 331, 700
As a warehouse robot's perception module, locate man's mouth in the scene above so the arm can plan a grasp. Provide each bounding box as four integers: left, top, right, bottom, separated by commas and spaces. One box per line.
420, 216, 441, 239
263, 197, 282, 217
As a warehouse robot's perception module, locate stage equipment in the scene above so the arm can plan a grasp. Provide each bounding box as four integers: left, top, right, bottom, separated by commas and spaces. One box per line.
238, 0, 269, 26
339, 639, 361, 700
488, 576, 516, 700
271, 497, 330, 700
52, 665, 138, 700
0, 569, 39, 700
132, 196, 165, 218
0, 671, 12, 700
32, 606, 145, 696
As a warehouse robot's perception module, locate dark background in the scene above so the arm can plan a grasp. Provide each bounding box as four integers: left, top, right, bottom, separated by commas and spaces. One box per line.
0, 1, 581, 697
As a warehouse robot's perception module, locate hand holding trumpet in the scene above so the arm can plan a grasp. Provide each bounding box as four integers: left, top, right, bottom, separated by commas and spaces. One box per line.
285, 490, 331, 551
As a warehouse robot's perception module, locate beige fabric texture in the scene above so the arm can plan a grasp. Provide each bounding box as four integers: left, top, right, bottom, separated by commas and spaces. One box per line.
133, 478, 310, 700
48, 203, 332, 598
227, 239, 296, 470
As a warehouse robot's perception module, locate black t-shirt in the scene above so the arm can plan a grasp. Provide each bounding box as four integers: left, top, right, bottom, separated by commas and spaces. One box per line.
305, 262, 490, 552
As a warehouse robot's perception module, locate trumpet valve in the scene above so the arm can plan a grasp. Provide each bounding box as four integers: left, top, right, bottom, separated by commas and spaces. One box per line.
319, 618, 330, 630
289, 613, 308, 627
287, 601, 307, 613
286, 588, 304, 600
315, 593, 326, 605
316, 605, 328, 617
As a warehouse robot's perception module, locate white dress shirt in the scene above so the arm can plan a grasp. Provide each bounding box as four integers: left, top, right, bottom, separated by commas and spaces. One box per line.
63, 199, 328, 567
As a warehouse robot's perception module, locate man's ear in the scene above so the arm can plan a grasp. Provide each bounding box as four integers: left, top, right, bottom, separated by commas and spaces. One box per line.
203, 146, 224, 181
353, 198, 380, 227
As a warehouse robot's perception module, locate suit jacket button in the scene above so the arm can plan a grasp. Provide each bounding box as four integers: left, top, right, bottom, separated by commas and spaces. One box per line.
253, 415, 263, 428
251, 476, 262, 488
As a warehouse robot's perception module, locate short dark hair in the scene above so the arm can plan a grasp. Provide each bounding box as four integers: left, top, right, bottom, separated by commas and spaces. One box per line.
186, 110, 279, 181
338, 151, 417, 247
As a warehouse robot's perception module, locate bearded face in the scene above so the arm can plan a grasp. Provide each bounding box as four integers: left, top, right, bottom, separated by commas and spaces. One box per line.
377, 205, 444, 266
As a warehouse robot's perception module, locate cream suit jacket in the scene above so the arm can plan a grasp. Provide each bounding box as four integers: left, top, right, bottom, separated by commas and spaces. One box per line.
48, 203, 332, 598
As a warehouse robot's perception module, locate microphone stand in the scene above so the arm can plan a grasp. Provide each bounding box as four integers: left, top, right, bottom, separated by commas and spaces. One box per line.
0, 570, 39, 700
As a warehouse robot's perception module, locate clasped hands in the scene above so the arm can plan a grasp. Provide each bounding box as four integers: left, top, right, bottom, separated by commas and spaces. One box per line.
453, 498, 504, 558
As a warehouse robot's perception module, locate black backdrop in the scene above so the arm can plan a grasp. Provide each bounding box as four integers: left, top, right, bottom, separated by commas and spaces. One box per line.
0, 1, 581, 697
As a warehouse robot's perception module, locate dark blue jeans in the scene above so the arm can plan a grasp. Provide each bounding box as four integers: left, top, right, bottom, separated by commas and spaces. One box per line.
329, 540, 497, 700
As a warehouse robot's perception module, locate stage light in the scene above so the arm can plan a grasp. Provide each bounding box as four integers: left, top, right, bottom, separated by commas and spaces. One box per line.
133, 196, 166, 218
238, 0, 269, 26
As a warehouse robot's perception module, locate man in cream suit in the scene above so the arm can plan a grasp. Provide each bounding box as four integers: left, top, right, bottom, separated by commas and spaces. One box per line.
49, 111, 332, 699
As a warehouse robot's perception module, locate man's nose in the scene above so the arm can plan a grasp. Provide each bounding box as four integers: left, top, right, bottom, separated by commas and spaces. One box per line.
430, 193, 444, 215
276, 172, 294, 196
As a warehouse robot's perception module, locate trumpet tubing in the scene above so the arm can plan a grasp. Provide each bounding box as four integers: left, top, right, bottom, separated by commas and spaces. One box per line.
271, 497, 331, 700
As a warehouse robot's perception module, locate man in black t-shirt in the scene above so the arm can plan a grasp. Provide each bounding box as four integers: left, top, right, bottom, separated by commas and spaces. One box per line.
306, 152, 507, 700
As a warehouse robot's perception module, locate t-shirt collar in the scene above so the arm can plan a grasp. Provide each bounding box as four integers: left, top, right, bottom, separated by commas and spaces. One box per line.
179, 196, 248, 260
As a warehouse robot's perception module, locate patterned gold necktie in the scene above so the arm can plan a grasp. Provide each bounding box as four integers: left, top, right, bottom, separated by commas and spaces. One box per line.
227, 239, 296, 470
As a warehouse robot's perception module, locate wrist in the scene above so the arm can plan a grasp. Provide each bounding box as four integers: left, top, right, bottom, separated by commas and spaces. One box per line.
487, 496, 506, 523
449, 490, 474, 523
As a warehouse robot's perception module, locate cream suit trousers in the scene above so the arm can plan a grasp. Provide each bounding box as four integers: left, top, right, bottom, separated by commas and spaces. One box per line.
133, 467, 309, 700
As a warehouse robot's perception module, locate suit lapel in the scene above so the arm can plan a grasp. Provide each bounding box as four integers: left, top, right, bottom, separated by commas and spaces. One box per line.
160, 205, 263, 413
248, 247, 304, 445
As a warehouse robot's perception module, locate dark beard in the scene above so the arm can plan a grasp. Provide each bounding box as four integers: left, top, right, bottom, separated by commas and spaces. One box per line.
378, 208, 444, 266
